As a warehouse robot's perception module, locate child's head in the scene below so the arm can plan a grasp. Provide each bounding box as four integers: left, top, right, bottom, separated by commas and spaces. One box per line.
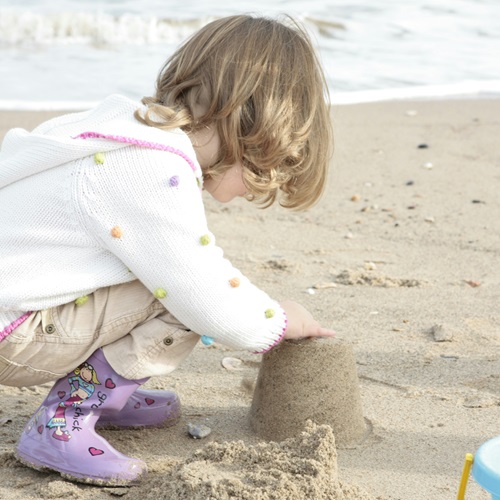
137, 14, 332, 209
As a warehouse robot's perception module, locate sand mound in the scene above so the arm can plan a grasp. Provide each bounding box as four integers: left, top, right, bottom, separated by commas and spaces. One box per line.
335, 269, 421, 287
131, 421, 373, 500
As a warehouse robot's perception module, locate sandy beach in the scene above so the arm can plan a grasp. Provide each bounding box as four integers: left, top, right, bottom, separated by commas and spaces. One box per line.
0, 98, 498, 499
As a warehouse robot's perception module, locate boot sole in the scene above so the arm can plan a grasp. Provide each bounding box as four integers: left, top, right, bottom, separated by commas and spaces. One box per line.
15, 449, 146, 486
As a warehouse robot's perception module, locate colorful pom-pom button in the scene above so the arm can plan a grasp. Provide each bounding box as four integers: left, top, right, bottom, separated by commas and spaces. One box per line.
201, 335, 214, 346
153, 288, 167, 299
200, 234, 211, 246
75, 295, 89, 306
94, 152, 105, 164
111, 226, 123, 238
229, 277, 241, 288
265, 309, 275, 319
169, 175, 180, 187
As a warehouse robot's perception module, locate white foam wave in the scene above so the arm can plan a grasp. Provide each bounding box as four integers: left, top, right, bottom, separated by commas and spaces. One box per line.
0, 10, 210, 46
1, 81, 499, 111
332, 81, 500, 105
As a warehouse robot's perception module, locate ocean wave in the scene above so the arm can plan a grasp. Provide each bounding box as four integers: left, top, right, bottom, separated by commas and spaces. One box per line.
331, 81, 500, 105
1, 81, 499, 111
0, 10, 211, 46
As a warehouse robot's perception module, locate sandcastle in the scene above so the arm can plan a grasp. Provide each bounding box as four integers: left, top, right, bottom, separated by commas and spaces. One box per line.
250, 337, 367, 447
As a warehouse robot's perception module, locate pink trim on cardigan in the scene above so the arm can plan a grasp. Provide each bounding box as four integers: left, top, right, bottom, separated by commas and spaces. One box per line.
254, 314, 288, 355
74, 132, 198, 174
0, 312, 33, 342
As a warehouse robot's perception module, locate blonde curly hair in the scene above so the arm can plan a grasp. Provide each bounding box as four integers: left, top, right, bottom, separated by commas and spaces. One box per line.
135, 14, 332, 210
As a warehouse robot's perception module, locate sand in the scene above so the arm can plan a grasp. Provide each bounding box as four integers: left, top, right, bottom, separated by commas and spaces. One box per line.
0, 99, 499, 499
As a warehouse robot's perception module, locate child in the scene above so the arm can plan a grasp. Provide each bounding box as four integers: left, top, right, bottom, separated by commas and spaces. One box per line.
0, 14, 334, 485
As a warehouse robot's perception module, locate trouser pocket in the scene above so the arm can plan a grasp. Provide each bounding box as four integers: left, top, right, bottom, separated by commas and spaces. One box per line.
103, 324, 200, 380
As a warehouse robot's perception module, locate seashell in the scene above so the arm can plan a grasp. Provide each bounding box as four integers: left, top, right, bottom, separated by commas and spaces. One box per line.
221, 357, 243, 371
312, 282, 337, 289
465, 280, 481, 288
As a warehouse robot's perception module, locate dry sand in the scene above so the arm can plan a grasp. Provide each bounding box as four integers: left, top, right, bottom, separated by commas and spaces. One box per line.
0, 99, 498, 499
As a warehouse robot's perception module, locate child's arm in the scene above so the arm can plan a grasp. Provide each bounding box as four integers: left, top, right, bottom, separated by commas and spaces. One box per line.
76, 145, 290, 353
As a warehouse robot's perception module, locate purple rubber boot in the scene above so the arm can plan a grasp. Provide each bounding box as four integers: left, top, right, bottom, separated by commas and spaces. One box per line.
97, 389, 181, 429
16, 349, 147, 485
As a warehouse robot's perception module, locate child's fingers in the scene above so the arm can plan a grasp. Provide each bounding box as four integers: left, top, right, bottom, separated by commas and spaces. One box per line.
304, 325, 336, 338
318, 327, 336, 337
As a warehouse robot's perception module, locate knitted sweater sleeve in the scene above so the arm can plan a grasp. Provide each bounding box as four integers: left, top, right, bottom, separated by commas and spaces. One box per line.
76, 145, 287, 353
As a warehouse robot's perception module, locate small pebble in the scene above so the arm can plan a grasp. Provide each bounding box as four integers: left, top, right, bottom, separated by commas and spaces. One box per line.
417, 143, 429, 149
345, 232, 354, 239
187, 423, 212, 439
364, 261, 377, 271
431, 323, 453, 342
422, 162, 433, 169
306, 288, 316, 295
471, 199, 485, 204
351, 194, 361, 202
424, 216, 435, 223
406, 180, 415, 186
405, 110, 418, 116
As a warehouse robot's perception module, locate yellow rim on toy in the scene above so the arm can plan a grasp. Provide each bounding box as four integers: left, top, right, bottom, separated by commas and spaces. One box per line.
457, 453, 474, 500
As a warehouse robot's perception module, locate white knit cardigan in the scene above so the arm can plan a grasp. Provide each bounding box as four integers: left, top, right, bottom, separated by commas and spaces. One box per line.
0, 95, 286, 352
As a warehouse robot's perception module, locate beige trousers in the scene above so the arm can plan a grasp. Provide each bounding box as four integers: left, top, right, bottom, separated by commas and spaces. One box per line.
0, 280, 199, 387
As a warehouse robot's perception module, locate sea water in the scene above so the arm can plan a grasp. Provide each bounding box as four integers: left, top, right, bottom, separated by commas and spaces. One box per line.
0, 0, 498, 109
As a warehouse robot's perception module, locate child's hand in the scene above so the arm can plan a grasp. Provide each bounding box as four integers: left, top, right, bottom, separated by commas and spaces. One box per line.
280, 300, 336, 340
